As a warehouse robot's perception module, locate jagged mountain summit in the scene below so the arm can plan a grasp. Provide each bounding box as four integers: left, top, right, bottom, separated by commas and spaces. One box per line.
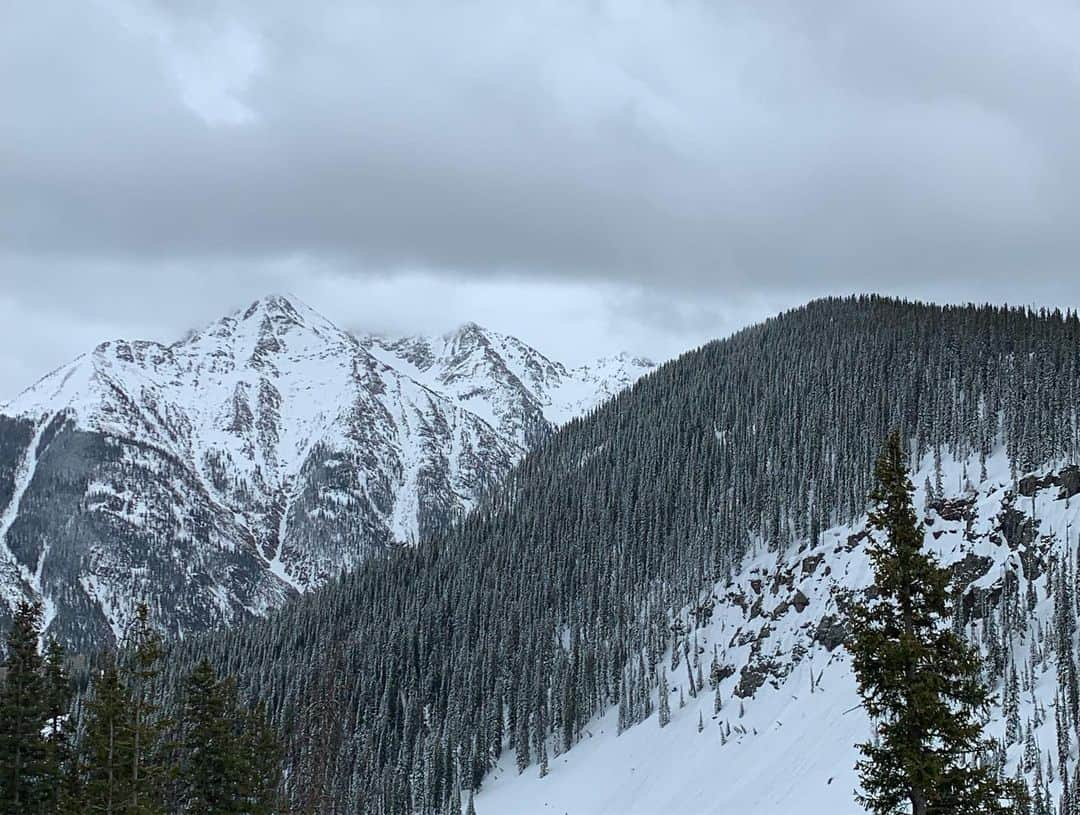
363, 323, 652, 449
0, 295, 653, 650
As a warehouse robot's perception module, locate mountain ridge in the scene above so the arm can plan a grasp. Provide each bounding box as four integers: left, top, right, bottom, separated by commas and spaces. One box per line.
0, 294, 653, 650
163, 295, 1080, 812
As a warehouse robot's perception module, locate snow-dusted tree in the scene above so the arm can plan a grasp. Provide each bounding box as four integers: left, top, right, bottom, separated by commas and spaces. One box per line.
658, 670, 671, 728
848, 432, 1023, 815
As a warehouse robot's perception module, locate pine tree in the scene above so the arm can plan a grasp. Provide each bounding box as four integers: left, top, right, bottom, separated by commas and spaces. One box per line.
514, 708, 529, 774
179, 660, 243, 814
847, 432, 1022, 814
41, 637, 73, 814
1005, 662, 1021, 746
240, 702, 283, 815
296, 643, 344, 814
123, 604, 166, 815
177, 659, 282, 815
0, 601, 49, 814
82, 657, 136, 814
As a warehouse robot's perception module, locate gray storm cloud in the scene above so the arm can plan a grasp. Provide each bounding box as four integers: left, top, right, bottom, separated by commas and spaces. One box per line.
6, 0, 1080, 283
3, 0, 1080, 398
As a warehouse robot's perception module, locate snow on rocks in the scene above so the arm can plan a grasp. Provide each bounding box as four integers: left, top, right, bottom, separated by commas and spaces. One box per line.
476, 451, 1080, 814
0, 295, 652, 648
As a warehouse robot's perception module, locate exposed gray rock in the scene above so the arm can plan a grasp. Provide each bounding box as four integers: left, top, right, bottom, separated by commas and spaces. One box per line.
0, 296, 652, 651
813, 614, 848, 652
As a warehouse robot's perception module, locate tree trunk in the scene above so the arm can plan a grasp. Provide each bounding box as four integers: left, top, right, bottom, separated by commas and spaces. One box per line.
107, 718, 115, 815
901, 547, 927, 815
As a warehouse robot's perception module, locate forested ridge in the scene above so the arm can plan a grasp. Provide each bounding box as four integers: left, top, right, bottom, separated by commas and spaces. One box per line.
164, 295, 1080, 812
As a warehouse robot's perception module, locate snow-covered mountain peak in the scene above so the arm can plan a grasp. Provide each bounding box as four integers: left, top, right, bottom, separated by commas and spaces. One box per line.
0, 297, 653, 650
442, 320, 488, 343
362, 323, 654, 445
173, 294, 354, 367
3, 294, 349, 421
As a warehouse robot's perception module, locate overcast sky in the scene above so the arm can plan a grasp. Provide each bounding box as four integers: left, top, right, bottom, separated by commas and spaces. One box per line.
5, 0, 1080, 400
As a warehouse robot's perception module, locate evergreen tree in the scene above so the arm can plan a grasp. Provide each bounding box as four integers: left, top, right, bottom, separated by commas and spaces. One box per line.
177, 659, 282, 815
82, 657, 136, 814
514, 707, 530, 774
179, 660, 242, 814
0, 601, 49, 814
240, 703, 283, 815
848, 432, 1021, 814
658, 670, 671, 728
294, 643, 344, 814
41, 637, 73, 815
538, 739, 549, 779
123, 604, 167, 815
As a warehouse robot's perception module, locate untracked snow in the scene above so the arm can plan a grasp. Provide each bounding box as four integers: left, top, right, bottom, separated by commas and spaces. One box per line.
475, 450, 1079, 814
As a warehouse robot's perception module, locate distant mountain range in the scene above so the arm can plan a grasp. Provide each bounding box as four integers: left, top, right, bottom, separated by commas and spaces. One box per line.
0, 295, 653, 650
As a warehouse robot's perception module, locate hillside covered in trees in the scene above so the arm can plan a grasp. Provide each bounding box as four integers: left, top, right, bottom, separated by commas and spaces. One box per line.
166, 296, 1080, 812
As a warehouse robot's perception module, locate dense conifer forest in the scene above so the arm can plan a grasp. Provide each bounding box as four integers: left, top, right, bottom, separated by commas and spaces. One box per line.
154, 295, 1080, 812
0, 601, 282, 813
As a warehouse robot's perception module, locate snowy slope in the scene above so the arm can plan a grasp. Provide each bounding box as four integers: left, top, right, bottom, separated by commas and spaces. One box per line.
0, 295, 652, 650
476, 451, 1077, 814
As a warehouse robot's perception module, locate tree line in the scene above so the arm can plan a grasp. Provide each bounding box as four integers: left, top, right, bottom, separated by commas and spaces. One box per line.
0, 602, 283, 814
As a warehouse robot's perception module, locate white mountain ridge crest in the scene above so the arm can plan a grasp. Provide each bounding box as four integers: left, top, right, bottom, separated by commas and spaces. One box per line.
0, 294, 653, 649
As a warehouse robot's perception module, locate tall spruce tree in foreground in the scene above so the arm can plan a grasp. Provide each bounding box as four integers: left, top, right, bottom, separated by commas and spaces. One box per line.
0, 602, 78, 815
847, 432, 1020, 815
41, 637, 74, 814
78, 605, 171, 815
0, 601, 49, 814
81, 657, 137, 813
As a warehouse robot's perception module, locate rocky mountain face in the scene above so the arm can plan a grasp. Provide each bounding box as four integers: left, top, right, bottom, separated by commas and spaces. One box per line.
362, 324, 651, 448
0, 295, 653, 651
